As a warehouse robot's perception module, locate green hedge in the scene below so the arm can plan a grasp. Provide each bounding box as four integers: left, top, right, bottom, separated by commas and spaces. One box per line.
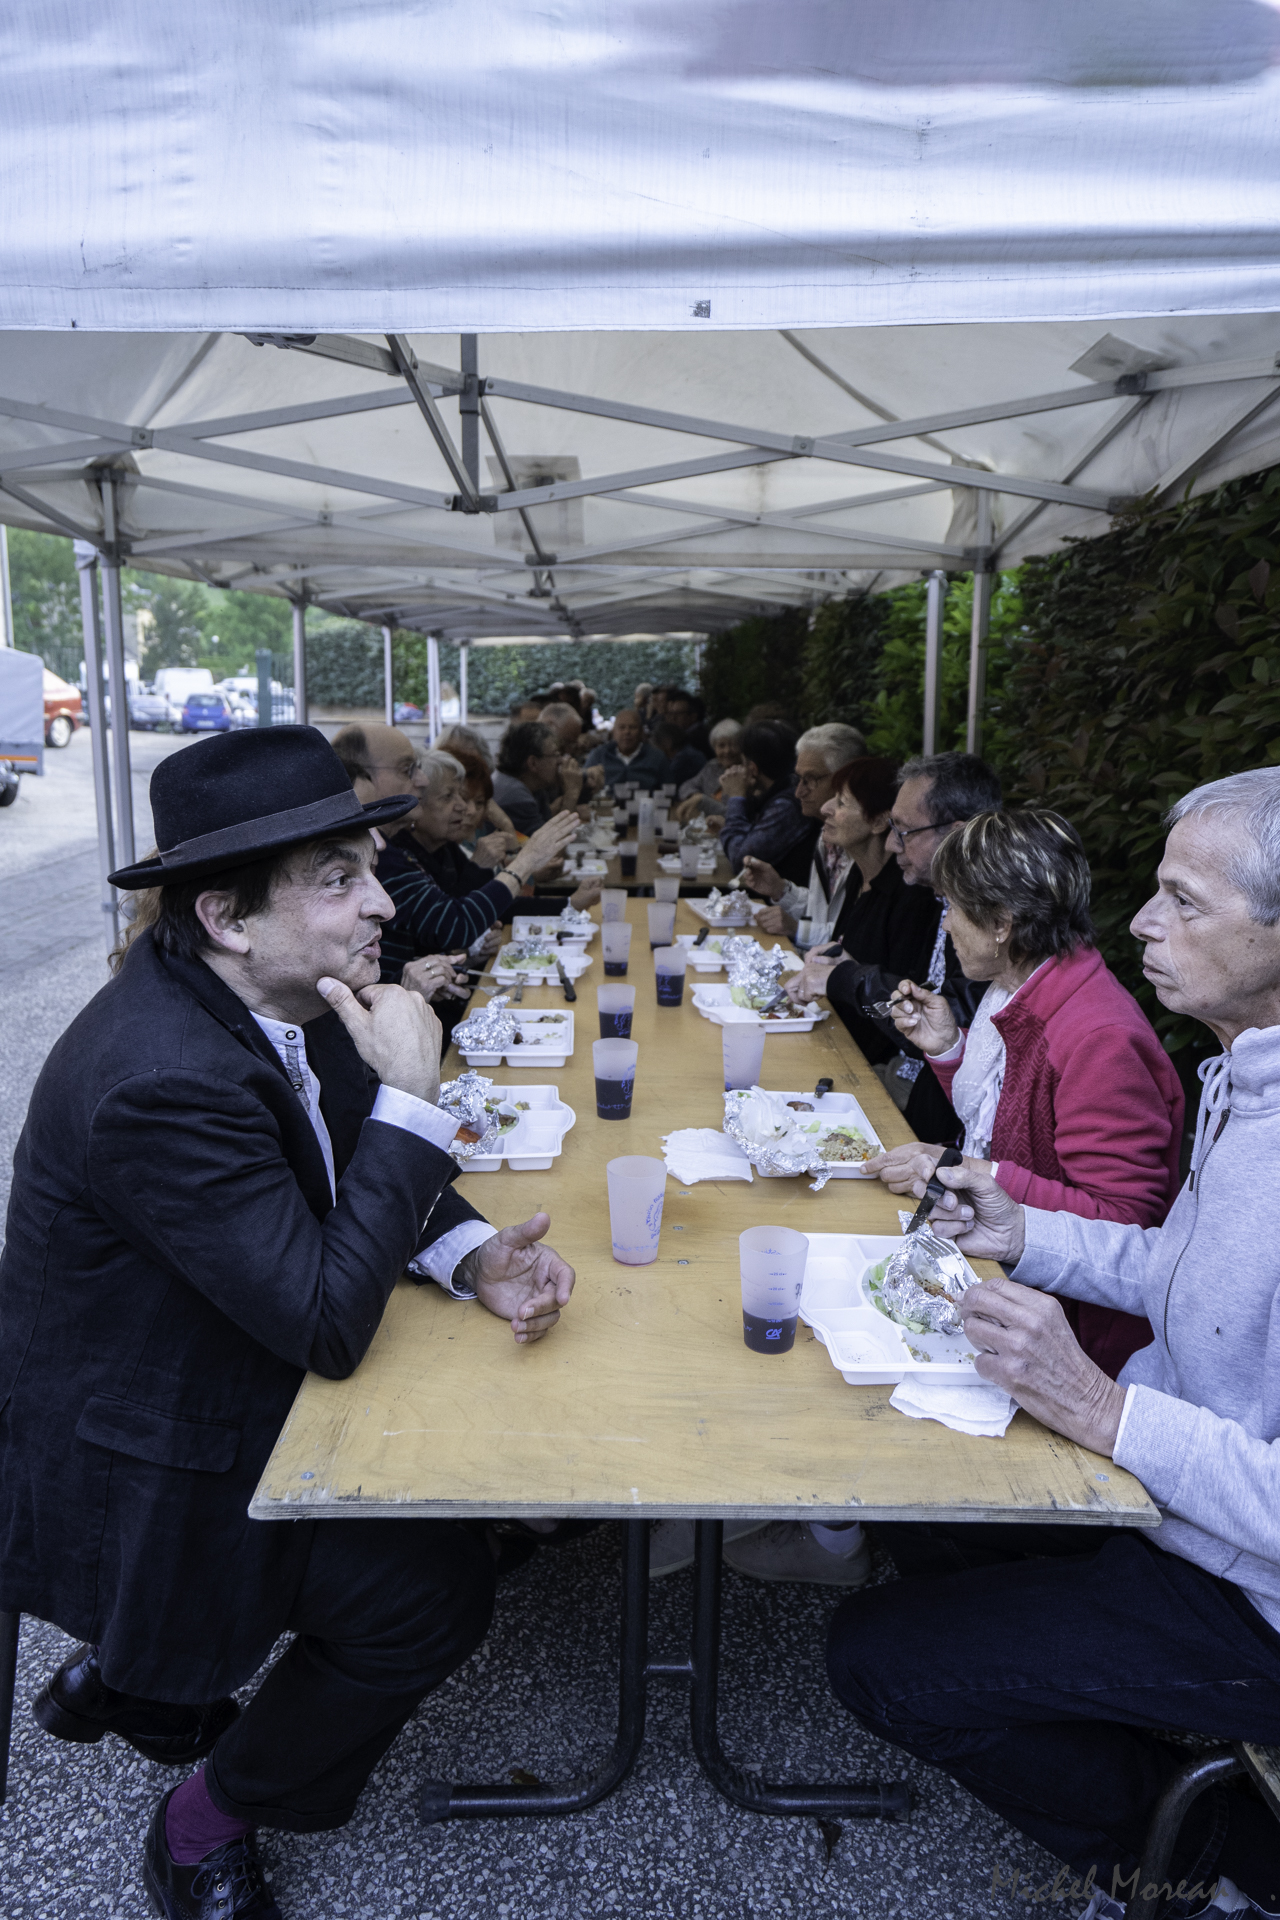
389, 636, 700, 717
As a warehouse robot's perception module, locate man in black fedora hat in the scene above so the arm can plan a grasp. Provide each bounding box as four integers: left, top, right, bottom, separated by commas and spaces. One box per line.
0, 726, 577, 1919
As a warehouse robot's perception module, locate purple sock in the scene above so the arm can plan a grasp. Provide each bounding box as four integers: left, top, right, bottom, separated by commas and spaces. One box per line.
165, 1767, 252, 1865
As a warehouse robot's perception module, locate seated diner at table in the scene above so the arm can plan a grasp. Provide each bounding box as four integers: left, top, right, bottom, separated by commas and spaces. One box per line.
870, 806, 1183, 1380
583, 705, 668, 792
0, 725, 578, 1920
742, 722, 869, 937
492, 718, 587, 834
717, 720, 817, 887
827, 768, 1280, 1920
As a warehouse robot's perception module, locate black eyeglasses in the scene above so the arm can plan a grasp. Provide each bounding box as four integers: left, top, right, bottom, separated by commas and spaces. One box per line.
887, 818, 952, 847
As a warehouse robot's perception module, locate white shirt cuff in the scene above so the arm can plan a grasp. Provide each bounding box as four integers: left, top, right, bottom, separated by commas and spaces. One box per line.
930, 1037, 965, 1064
371, 1084, 461, 1153
1112, 1383, 1137, 1455
408, 1219, 498, 1298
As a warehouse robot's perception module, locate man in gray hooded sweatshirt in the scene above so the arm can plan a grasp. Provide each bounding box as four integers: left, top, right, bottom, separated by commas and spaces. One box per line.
826, 769, 1280, 1919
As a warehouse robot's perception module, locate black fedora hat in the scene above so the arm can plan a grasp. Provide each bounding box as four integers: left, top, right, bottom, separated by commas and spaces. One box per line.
108, 726, 418, 890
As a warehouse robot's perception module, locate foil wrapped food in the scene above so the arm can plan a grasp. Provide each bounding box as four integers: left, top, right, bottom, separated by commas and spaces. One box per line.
875, 1233, 972, 1335
724, 939, 787, 1008
702, 886, 752, 921
451, 994, 518, 1054
437, 1069, 504, 1158
556, 905, 595, 937
722, 1087, 838, 1190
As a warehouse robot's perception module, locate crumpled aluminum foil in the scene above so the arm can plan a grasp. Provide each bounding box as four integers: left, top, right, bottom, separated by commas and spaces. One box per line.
556, 905, 595, 938
722, 1087, 838, 1191
703, 887, 752, 920
724, 939, 787, 1008
878, 1232, 972, 1335
451, 994, 518, 1054
437, 1068, 504, 1158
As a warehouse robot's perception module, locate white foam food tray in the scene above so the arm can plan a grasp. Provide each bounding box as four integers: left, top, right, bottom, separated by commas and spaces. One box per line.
493, 946, 593, 984
657, 853, 718, 874
512, 915, 596, 947
751, 1090, 883, 1178
456, 1085, 576, 1172
675, 934, 803, 974
800, 1232, 981, 1382
684, 897, 753, 928
690, 982, 828, 1032
459, 1008, 574, 1069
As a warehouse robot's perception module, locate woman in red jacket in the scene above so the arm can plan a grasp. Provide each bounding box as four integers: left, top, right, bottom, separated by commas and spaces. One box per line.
871, 807, 1183, 1379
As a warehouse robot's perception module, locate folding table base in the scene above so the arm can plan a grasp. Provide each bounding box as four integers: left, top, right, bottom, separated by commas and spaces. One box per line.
420, 1519, 911, 1824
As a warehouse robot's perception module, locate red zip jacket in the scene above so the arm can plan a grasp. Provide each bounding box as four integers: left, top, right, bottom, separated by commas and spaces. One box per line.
928, 945, 1184, 1377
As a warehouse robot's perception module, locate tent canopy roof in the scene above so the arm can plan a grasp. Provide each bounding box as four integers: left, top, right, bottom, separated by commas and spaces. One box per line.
2, 2, 1279, 635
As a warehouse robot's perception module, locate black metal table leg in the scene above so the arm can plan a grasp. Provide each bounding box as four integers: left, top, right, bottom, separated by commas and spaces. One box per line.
421, 1518, 650, 1821
0, 1610, 19, 1805
688, 1522, 911, 1820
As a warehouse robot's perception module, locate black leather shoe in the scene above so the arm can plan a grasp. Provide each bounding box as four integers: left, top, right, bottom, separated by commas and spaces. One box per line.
34, 1644, 239, 1766
144, 1791, 283, 1919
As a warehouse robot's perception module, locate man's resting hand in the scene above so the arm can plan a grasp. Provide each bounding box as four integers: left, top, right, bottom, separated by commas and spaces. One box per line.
317, 977, 442, 1105
457, 1211, 575, 1344
959, 1279, 1126, 1457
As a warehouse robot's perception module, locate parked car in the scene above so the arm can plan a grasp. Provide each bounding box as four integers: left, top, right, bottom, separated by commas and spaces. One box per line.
128, 689, 172, 731
181, 692, 233, 733
393, 701, 424, 723
43, 669, 82, 748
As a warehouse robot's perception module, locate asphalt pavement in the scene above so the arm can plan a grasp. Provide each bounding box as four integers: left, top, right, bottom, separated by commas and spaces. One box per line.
0, 725, 1078, 1920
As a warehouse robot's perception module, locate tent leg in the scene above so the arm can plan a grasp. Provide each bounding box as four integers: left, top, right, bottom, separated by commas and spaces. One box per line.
427, 634, 441, 742
965, 494, 993, 755
292, 600, 308, 726
99, 481, 136, 871
382, 625, 395, 725
458, 641, 468, 726
922, 569, 947, 756
74, 545, 119, 951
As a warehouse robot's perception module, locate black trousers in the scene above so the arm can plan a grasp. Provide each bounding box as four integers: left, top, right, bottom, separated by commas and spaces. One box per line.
826, 1524, 1280, 1912
201, 1518, 495, 1832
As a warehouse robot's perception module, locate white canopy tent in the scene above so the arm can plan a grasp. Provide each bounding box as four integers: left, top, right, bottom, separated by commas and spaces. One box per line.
1, 1, 1279, 934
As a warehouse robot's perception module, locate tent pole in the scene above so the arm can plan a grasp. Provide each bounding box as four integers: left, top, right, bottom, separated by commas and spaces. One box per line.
458, 641, 468, 725
965, 493, 993, 755
382, 624, 394, 724
427, 634, 441, 742
922, 570, 947, 756
99, 479, 136, 870
74, 543, 119, 950
292, 598, 308, 725
460, 335, 480, 491
0, 526, 13, 646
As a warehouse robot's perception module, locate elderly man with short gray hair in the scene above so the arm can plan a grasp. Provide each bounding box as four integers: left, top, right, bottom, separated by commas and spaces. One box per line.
826, 768, 1280, 1918
743, 722, 866, 936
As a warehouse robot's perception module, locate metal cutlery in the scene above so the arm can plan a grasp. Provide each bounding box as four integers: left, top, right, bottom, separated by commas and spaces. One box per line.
905, 1145, 964, 1234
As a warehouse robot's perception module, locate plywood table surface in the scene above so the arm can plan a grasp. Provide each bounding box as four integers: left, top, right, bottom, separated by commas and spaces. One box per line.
252, 901, 1157, 1532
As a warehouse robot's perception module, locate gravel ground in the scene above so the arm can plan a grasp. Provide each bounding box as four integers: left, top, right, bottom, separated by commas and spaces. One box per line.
0, 727, 1083, 1920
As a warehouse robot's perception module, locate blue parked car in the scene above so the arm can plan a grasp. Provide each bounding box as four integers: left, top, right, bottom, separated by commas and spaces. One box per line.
181, 692, 233, 733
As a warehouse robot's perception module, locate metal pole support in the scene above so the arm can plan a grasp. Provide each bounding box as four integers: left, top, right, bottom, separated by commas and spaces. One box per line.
427, 634, 441, 743
74, 545, 119, 950
382, 625, 395, 725
291, 601, 307, 726
99, 478, 136, 872
965, 493, 993, 755
1129, 1750, 1245, 1920
256, 648, 274, 727
922, 569, 948, 757
458, 641, 469, 726
460, 335, 481, 493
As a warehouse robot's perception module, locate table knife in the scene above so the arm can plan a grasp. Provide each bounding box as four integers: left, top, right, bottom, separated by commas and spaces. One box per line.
905, 1146, 964, 1234
554, 958, 577, 1003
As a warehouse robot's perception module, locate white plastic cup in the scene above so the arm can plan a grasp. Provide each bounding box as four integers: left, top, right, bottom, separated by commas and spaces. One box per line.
662, 783, 678, 798
618, 840, 638, 877
637, 796, 656, 845
601, 888, 627, 923
602, 921, 633, 975
653, 944, 687, 1007
597, 982, 636, 1038
654, 875, 680, 904
739, 1225, 809, 1353
646, 902, 677, 948
612, 807, 628, 830
607, 1155, 667, 1265
722, 1022, 766, 1090
594, 1038, 639, 1120
679, 843, 701, 878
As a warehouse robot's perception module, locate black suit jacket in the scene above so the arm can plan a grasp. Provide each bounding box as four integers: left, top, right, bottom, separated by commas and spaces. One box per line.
0, 931, 484, 1700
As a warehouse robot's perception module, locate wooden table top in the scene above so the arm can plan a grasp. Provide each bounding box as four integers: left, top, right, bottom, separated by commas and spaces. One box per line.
251, 900, 1157, 1532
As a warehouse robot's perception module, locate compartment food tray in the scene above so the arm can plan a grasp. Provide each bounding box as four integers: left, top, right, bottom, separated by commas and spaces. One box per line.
800, 1232, 981, 1381
747, 1089, 883, 1178
456, 1085, 576, 1172
690, 982, 828, 1032
493, 947, 592, 984
459, 1008, 575, 1069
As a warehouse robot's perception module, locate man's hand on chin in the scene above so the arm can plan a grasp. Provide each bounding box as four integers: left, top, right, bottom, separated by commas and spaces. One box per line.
457, 1211, 575, 1344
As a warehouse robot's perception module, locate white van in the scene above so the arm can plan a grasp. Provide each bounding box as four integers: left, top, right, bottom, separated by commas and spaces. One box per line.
153, 667, 214, 717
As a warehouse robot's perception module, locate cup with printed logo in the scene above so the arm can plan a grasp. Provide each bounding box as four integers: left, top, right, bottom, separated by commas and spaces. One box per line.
601, 888, 627, 923
653, 945, 687, 1007
597, 983, 636, 1038
679, 843, 701, 879
594, 1038, 639, 1120
602, 921, 632, 976
606, 1156, 667, 1265
739, 1226, 808, 1353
